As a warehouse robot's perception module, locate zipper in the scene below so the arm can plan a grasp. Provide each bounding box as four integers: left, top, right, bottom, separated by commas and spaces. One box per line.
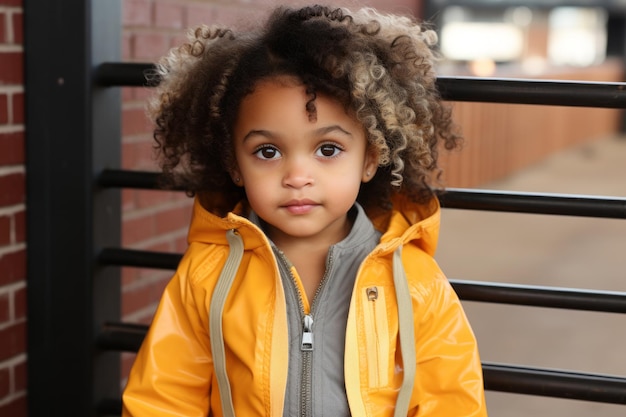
300, 314, 313, 417
301, 314, 314, 351
366, 286, 381, 387
367, 286, 378, 301
364, 285, 389, 387
276, 248, 334, 417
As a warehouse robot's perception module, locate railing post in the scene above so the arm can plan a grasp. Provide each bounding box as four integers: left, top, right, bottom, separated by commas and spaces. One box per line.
606, 11, 626, 133
25, 1, 122, 416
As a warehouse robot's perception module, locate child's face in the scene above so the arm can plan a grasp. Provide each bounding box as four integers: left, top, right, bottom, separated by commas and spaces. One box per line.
231, 77, 378, 246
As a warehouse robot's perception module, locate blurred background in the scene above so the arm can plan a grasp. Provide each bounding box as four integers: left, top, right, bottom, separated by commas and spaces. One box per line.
437, 136, 626, 416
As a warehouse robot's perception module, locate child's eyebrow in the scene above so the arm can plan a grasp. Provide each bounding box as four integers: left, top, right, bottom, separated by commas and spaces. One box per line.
241, 125, 353, 142
241, 129, 274, 142
313, 125, 353, 138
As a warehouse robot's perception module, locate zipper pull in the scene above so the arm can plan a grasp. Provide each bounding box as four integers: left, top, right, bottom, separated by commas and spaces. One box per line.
367, 286, 378, 301
301, 314, 314, 351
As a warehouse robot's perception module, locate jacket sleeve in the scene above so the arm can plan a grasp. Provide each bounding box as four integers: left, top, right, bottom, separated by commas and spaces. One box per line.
409, 272, 488, 417
122, 265, 213, 417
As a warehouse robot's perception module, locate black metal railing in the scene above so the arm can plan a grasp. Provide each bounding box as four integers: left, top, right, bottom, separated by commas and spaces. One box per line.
90, 61, 626, 415
95, 62, 626, 108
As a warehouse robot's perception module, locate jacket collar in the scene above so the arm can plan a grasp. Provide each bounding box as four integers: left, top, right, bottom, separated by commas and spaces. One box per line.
187, 194, 441, 255
372, 194, 441, 256
187, 198, 270, 250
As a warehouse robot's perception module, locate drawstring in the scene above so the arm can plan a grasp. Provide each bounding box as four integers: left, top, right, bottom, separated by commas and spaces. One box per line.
209, 231, 415, 417
393, 246, 417, 417
209, 229, 244, 417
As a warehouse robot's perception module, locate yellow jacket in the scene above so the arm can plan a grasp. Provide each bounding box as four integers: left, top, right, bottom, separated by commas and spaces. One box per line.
122, 195, 487, 416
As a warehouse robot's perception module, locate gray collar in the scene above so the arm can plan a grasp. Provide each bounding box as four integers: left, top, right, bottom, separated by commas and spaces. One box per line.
247, 202, 379, 251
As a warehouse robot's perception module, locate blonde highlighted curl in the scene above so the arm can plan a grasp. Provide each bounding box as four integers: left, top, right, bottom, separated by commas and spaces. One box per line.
147, 5, 461, 214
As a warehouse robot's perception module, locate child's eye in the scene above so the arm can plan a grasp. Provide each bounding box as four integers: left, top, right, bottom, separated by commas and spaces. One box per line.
254, 145, 281, 160
316, 144, 342, 158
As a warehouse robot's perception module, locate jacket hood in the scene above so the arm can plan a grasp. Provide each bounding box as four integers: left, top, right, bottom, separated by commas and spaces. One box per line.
188, 193, 441, 255
371, 194, 440, 256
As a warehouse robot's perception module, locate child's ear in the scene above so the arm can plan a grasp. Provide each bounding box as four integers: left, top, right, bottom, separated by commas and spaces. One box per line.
230, 169, 244, 187
362, 147, 379, 183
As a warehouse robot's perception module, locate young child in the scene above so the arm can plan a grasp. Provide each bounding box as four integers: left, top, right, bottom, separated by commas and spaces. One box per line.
122, 5, 487, 417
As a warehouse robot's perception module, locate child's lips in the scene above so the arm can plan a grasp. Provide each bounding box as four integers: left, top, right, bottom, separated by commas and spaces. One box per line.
282, 199, 319, 214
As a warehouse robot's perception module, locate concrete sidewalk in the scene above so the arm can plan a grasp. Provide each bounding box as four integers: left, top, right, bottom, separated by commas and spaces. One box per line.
434, 136, 626, 417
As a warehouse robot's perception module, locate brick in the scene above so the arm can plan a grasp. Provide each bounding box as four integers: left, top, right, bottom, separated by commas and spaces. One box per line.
133, 85, 153, 101
155, 205, 192, 235
154, 2, 184, 29
170, 33, 187, 49
123, 0, 152, 27
132, 189, 175, 210
122, 106, 151, 137
122, 188, 136, 212
144, 240, 171, 253
0, 0, 22, 6
14, 285, 26, 320
211, 4, 264, 29
13, 209, 24, 244
174, 235, 188, 252
123, 85, 153, 102
14, 359, 26, 392
122, 32, 132, 60
0, 293, 8, 324
0, 52, 23, 84
0, 173, 25, 206
121, 140, 140, 170
0, 215, 9, 246
121, 86, 134, 102
11, 92, 24, 124
12, 12, 23, 45
0, 131, 25, 165
0, 94, 7, 124
132, 32, 169, 60
121, 214, 154, 246
0, 249, 25, 286
0, 13, 6, 44
0, 321, 26, 361
122, 278, 162, 316
184, 4, 215, 28
121, 352, 136, 380
121, 266, 140, 286
122, 140, 158, 171
0, 367, 9, 398
122, 305, 155, 325
0, 395, 27, 417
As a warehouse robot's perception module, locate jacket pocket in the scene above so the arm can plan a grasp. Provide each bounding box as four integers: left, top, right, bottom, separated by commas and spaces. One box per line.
362, 286, 390, 388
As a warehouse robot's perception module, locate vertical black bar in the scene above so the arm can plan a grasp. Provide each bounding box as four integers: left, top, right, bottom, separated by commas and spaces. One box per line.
606, 11, 626, 133
92, 0, 122, 412
25, 0, 121, 416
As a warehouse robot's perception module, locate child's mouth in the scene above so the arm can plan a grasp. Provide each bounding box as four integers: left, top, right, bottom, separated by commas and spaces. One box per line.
282, 199, 318, 214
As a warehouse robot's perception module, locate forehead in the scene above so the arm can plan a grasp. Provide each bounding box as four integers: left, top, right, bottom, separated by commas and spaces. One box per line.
235, 77, 362, 135
241, 76, 308, 114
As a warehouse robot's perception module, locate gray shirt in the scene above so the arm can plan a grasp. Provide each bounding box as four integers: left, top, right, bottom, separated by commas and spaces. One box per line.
250, 204, 382, 417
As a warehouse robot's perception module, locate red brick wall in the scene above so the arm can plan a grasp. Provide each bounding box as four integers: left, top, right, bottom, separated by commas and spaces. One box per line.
0, 0, 26, 415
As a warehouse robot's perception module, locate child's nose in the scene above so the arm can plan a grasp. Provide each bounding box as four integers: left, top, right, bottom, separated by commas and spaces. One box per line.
282, 158, 314, 189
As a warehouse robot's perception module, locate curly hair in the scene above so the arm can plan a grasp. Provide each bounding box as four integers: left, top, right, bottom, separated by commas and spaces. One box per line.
147, 4, 461, 214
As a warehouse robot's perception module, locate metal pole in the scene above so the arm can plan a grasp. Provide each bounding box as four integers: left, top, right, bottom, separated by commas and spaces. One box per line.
25, 0, 122, 415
